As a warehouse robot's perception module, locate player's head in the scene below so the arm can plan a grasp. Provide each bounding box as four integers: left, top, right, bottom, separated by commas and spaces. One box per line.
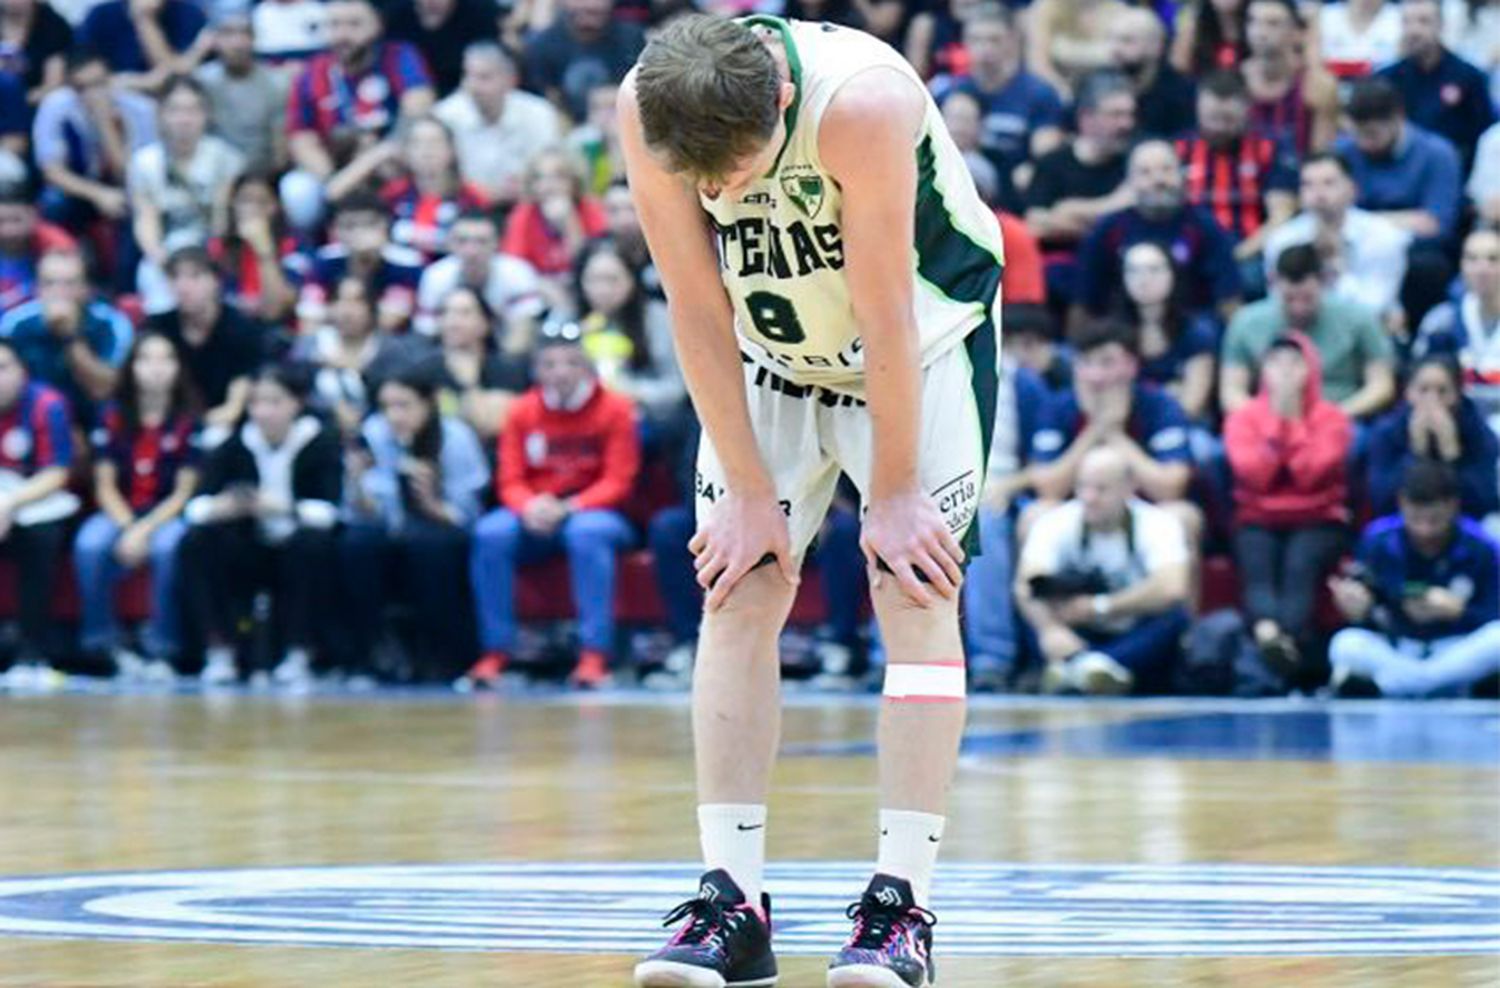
634, 15, 795, 197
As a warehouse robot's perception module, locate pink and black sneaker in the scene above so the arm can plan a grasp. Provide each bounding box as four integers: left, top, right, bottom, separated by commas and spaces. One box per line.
826, 874, 937, 988
634, 868, 777, 987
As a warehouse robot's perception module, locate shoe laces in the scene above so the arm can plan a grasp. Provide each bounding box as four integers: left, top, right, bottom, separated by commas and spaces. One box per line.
844, 895, 936, 951
661, 897, 745, 955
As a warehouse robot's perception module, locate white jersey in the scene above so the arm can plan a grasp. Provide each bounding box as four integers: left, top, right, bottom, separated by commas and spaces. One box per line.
699, 17, 1005, 395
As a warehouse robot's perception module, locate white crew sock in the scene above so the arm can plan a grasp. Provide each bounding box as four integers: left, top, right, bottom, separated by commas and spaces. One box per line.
877, 809, 946, 907
698, 803, 768, 905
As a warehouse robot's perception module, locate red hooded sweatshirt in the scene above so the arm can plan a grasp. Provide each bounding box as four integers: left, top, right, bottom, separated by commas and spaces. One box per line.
498, 382, 640, 513
1223, 331, 1353, 527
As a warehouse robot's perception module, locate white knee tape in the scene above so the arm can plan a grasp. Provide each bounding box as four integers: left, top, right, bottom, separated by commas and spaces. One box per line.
883, 661, 967, 702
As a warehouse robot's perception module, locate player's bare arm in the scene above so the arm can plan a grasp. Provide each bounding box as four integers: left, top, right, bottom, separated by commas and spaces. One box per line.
617, 72, 800, 608
820, 68, 965, 606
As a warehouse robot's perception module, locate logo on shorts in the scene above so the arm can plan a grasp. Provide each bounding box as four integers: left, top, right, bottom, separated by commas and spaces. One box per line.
933, 470, 979, 532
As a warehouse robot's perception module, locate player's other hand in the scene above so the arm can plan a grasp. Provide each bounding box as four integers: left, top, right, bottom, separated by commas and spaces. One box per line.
690, 489, 798, 612
862, 488, 964, 607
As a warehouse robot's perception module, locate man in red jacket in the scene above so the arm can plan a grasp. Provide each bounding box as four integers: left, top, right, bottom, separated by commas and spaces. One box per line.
1224, 332, 1353, 679
462, 331, 641, 689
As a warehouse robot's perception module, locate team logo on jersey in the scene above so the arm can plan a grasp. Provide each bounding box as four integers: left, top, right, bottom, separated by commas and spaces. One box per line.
781, 166, 826, 220
0, 862, 1494, 956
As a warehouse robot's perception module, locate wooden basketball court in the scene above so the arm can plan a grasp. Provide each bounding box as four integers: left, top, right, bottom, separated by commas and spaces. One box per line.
0, 690, 1496, 986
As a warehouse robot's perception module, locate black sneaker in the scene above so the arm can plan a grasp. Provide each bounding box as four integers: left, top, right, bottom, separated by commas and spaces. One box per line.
634, 869, 777, 987
1334, 668, 1384, 699
827, 874, 936, 988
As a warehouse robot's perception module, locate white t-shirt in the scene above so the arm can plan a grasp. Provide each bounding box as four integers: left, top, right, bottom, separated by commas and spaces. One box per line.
252, 0, 327, 61
1319, 3, 1403, 77
127, 136, 245, 250
1021, 499, 1189, 631
415, 254, 547, 337
433, 90, 563, 199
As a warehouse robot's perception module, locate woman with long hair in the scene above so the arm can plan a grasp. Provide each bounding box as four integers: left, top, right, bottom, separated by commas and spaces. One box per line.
341, 366, 490, 681
502, 147, 608, 308
74, 332, 202, 680
294, 275, 403, 440
434, 284, 529, 440
1116, 242, 1217, 421
181, 364, 342, 689
379, 116, 490, 261
1171, 0, 1246, 74
209, 171, 298, 325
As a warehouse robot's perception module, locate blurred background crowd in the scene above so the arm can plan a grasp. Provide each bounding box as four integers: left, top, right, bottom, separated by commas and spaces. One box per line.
0, 0, 1496, 698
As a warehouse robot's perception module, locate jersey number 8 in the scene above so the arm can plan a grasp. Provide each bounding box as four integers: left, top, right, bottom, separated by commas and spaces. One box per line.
745, 290, 807, 345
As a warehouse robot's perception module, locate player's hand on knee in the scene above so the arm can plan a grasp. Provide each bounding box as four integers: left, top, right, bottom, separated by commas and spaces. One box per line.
861, 489, 965, 606
690, 490, 799, 611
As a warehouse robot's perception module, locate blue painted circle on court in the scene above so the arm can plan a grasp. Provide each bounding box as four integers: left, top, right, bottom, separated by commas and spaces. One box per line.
0, 862, 1495, 957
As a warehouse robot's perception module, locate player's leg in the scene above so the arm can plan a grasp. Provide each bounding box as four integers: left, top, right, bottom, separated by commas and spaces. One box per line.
637, 369, 837, 988
825, 336, 994, 988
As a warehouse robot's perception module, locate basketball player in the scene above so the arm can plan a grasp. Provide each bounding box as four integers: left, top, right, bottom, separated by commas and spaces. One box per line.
619, 14, 1004, 988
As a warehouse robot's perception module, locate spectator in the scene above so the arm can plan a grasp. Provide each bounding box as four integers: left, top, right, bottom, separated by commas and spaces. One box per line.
195, 10, 289, 174
521, 0, 644, 120
573, 237, 683, 428
598, 179, 659, 300
433, 42, 563, 207
502, 147, 607, 298
1116, 241, 1218, 421
148, 246, 266, 436
1367, 354, 1499, 520
252, 0, 327, 65
0, 180, 76, 312
1379, 0, 1497, 174
0, 0, 72, 106
567, 80, 623, 197
429, 284, 529, 440
282, 0, 433, 233
1015, 445, 1192, 695
376, 116, 488, 261
903, 0, 976, 81
182, 363, 341, 687
1224, 333, 1353, 677
1107, 6, 1197, 140
129, 74, 246, 314
32, 51, 157, 234
75, 0, 208, 88
296, 193, 423, 334
928, 4, 1064, 201
382, 0, 499, 97
1471, 121, 1500, 226
414, 209, 544, 343
1026, 0, 1127, 98
1174, 70, 1299, 278
463, 331, 640, 691
208, 171, 299, 326
1029, 320, 1196, 527
0, 249, 131, 423
1220, 244, 1397, 419
293, 275, 406, 440
341, 366, 490, 680
1002, 301, 1072, 393
1264, 152, 1412, 320
0, 71, 25, 160
1024, 71, 1134, 291
0, 339, 77, 685
1335, 76, 1463, 245
1242, 0, 1339, 154
1074, 139, 1243, 321
1170, 0, 1245, 76
1319, 0, 1403, 79
1415, 228, 1500, 430
1328, 460, 1500, 698
73, 331, 200, 680
1441, 0, 1500, 103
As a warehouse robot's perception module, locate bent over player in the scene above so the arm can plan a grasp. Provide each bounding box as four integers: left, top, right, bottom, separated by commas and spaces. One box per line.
620, 14, 1004, 988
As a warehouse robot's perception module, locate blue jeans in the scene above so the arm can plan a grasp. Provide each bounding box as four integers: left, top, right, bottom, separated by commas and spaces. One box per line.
73, 513, 187, 657
1329, 622, 1500, 697
962, 507, 1017, 674
1083, 606, 1191, 681
470, 508, 635, 655
648, 505, 700, 643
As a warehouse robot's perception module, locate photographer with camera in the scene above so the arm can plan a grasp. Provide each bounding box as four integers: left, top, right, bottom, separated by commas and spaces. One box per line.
1327, 460, 1500, 698
1015, 446, 1192, 695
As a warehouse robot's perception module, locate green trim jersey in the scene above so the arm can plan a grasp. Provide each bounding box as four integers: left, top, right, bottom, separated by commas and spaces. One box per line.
699, 16, 1006, 396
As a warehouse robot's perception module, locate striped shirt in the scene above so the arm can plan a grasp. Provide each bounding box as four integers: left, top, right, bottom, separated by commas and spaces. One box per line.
1175, 132, 1297, 240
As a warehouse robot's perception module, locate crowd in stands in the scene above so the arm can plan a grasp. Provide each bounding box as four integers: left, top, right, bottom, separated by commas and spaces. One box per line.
0, 0, 1497, 699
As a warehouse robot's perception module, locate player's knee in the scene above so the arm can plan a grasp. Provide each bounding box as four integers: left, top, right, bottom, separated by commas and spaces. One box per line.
703, 565, 798, 627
